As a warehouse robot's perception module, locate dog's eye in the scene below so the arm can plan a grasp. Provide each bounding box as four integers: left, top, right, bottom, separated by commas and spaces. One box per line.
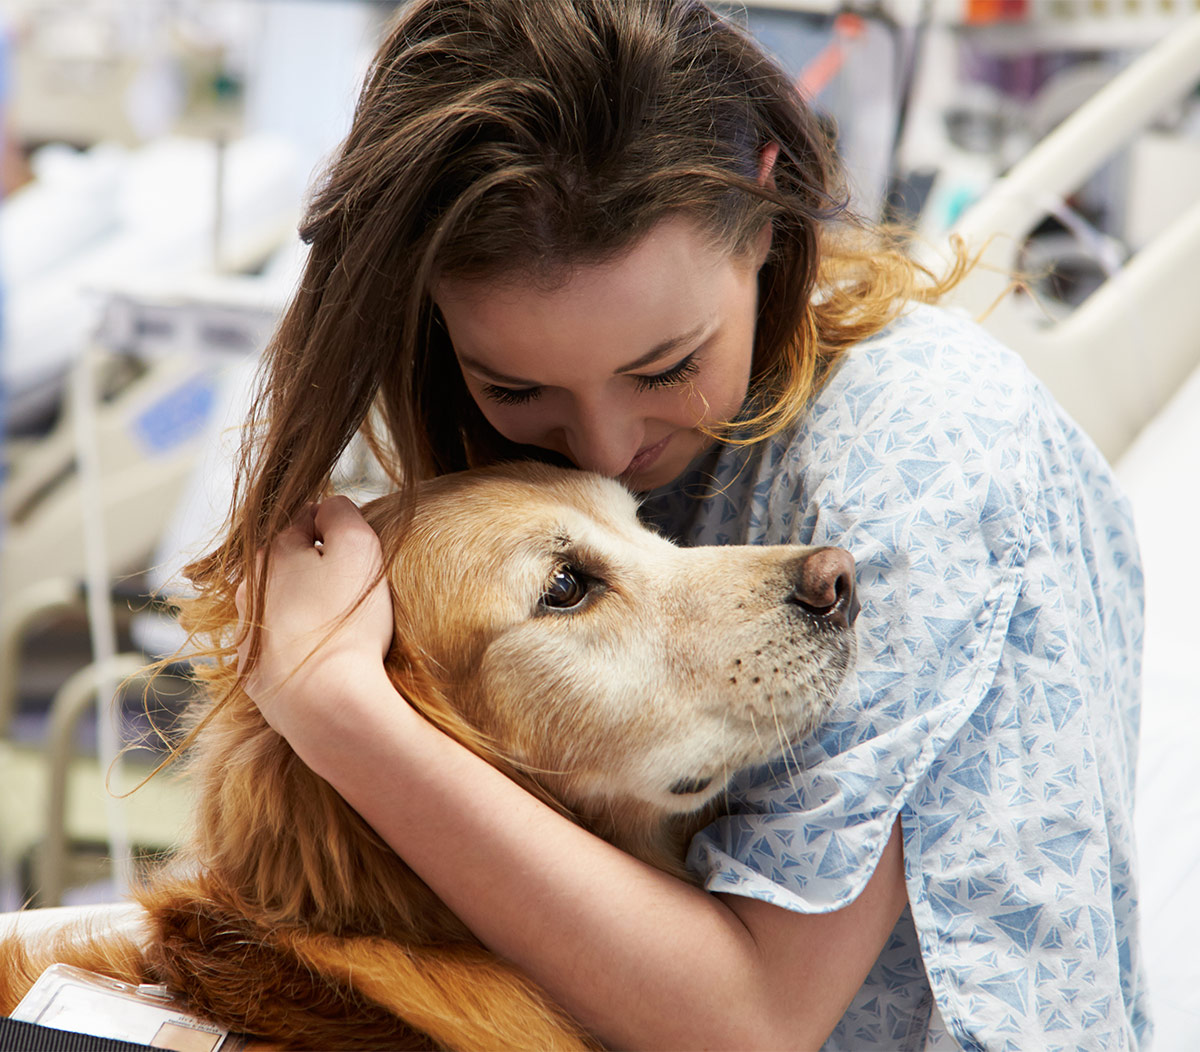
540, 567, 588, 610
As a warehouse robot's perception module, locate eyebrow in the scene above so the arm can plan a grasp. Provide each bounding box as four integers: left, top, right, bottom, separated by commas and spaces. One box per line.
457, 320, 713, 387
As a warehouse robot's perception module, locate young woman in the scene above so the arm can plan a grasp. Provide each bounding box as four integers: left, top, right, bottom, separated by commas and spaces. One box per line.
202, 1, 1148, 1047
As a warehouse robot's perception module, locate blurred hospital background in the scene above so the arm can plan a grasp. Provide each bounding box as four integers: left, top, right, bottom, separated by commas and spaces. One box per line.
0, 0, 1197, 1046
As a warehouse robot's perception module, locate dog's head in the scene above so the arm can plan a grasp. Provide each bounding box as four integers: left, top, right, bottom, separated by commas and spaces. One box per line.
364, 462, 857, 855
182, 461, 855, 933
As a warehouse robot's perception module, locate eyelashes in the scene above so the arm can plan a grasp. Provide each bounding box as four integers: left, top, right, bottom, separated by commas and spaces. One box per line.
481, 351, 702, 407
481, 382, 542, 407
636, 351, 701, 392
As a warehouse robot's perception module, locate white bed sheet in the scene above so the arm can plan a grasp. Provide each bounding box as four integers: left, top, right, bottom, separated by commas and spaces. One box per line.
0, 903, 148, 946
1118, 358, 1200, 1051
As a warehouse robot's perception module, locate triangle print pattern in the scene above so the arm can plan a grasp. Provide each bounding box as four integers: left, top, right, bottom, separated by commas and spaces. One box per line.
640, 304, 1149, 1050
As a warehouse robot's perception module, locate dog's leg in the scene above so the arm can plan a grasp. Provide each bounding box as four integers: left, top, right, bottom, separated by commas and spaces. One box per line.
143, 895, 597, 1051
287, 930, 600, 1052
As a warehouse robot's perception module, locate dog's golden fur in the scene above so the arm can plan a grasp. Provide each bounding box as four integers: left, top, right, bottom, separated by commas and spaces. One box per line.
0, 463, 855, 1050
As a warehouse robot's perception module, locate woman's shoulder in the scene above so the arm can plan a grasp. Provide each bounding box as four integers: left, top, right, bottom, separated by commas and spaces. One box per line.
758, 301, 1125, 558
811, 302, 1039, 440
787, 305, 1035, 492
793, 302, 1109, 511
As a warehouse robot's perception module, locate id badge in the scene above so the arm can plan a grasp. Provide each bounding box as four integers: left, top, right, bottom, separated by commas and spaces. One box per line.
11, 964, 244, 1051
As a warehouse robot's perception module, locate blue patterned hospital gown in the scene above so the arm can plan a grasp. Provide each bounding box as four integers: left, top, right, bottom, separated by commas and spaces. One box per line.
640, 304, 1148, 1050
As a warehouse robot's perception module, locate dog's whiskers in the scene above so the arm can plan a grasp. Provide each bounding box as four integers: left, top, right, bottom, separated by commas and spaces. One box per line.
747, 709, 772, 756
718, 753, 733, 813
768, 697, 790, 777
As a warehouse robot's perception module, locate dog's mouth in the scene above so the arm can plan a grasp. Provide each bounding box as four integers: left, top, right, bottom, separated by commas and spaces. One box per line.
667, 774, 714, 796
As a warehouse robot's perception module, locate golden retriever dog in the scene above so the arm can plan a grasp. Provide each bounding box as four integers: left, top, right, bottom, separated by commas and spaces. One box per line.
0, 462, 858, 1050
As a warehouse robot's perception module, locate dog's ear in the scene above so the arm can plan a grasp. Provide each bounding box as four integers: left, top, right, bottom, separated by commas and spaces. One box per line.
383, 634, 584, 830
384, 634, 504, 764
185, 678, 439, 932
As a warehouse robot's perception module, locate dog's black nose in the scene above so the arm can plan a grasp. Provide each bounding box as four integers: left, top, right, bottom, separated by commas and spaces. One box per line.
790, 547, 858, 629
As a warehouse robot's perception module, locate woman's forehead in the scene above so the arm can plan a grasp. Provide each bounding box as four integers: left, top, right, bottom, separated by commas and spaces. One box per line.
433, 217, 738, 366
435, 214, 726, 298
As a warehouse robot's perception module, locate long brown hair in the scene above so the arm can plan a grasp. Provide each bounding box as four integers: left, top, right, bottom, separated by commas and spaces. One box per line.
185, 0, 961, 670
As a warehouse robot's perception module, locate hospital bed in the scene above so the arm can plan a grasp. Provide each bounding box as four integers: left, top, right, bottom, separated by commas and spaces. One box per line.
1118, 364, 1200, 1051
940, 17, 1200, 465
0, 266, 300, 910
2, 134, 300, 432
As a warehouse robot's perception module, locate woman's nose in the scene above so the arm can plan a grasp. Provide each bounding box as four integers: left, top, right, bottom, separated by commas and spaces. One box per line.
562, 405, 641, 477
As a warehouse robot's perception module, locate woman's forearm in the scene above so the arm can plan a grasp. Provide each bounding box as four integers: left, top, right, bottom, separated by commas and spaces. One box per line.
295, 662, 908, 1051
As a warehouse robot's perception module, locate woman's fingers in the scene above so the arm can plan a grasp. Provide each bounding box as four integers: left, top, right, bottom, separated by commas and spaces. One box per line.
313, 495, 379, 554
235, 496, 393, 712
237, 499, 378, 623
229, 496, 395, 747
274, 502, 322, 556
312, 496, 392, 656
313, 493, 361, 530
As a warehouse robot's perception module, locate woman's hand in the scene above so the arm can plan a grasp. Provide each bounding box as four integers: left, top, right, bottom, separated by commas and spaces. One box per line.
234, 496, 395, 749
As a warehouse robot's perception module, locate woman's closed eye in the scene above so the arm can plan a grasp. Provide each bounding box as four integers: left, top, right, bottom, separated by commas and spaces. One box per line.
633, 350, 700, 392
480, 351, 702, 407
482, 382, 543, 407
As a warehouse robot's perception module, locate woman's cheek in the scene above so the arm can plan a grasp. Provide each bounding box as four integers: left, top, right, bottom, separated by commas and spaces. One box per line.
479, 402, 542, 445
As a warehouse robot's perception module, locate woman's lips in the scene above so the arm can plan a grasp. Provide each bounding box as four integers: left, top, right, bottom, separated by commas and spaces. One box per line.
623, 434, 671, 478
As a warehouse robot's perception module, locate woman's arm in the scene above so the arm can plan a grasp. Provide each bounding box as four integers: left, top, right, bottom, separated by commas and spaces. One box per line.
241, 498, 908, 1051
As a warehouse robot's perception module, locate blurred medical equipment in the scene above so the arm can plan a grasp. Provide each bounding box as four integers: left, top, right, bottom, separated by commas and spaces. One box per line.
2, 0, 381, 911
941, 15, 1200, 464
0, 655, 193, 908
2, 134, 299, 431
1, 131, 303, 907
0, 274, 298, 906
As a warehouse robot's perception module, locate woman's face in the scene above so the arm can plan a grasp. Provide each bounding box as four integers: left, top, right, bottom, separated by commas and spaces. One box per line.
435, 215, 770, 491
